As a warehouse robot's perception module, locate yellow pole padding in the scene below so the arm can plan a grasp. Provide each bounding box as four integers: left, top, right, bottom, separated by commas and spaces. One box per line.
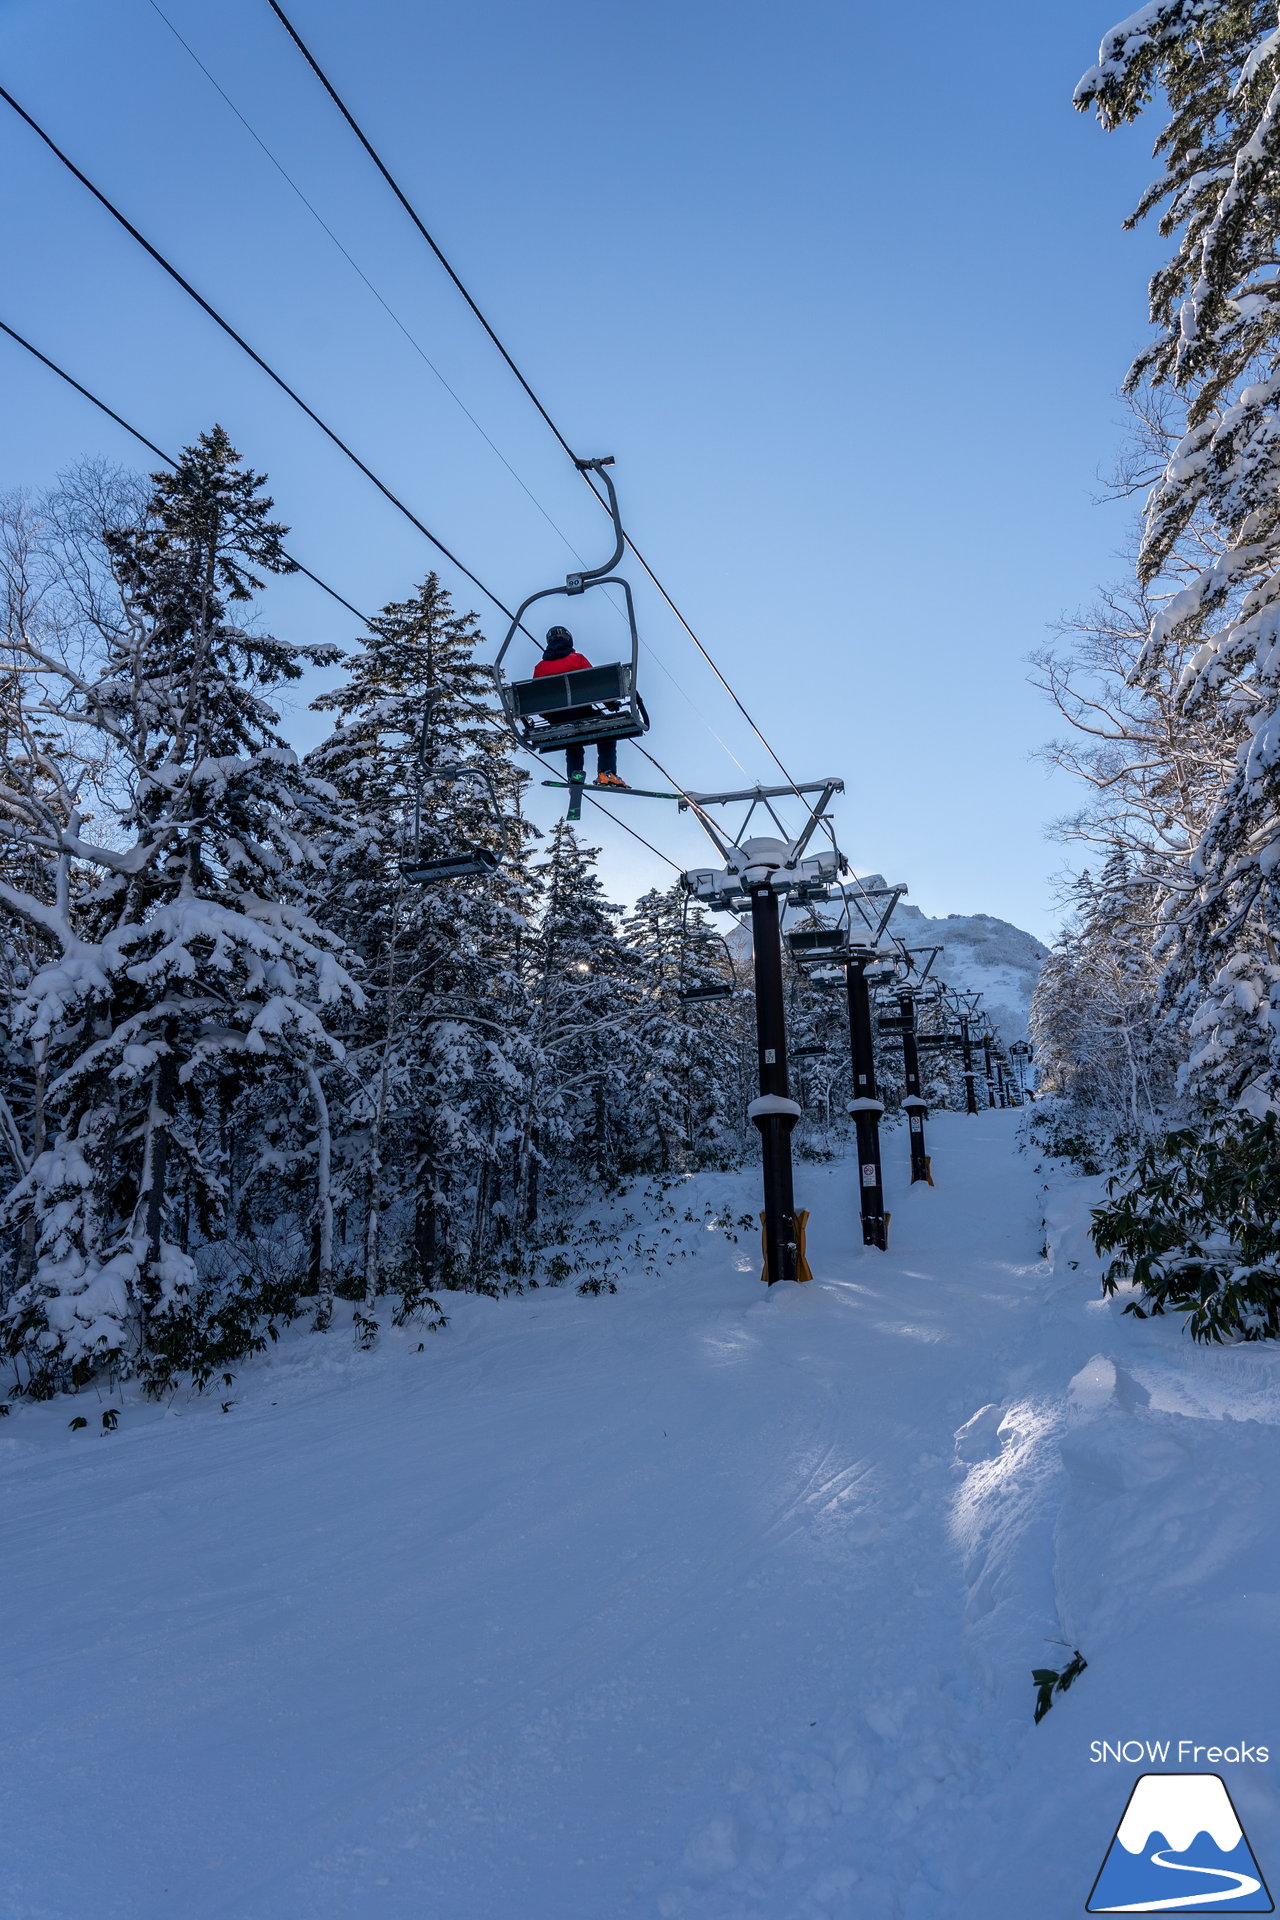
759, 1209, 813, 1282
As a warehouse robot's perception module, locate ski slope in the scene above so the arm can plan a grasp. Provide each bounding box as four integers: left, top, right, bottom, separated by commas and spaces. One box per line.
3, 1112, 1278, 1918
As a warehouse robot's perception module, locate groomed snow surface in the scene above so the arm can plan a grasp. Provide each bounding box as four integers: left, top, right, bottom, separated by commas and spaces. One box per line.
3, 1111, 1278, 1918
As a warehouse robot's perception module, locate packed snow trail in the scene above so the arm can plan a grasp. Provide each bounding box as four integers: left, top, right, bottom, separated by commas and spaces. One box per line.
3, 1112, 1278, 1918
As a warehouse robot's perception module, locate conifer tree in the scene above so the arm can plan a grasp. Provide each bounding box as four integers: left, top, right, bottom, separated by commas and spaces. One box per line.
1, 429, 359, 1391
622, 884, 750, 1167
517, 823, 642, 1218
1078, 5, 1280, 1105
308, 574, 534, 1305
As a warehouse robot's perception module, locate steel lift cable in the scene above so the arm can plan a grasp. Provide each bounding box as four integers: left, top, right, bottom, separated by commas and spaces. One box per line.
258, 0, 812, 797
0, 317, 367, 623
194, 0, 748, 775
35, 22, 749, 785
262, 0, 579, 465
144, 0, 593, 563
0, 82, 527, 633
0, 316, 688, 873
1, 107, 754, 850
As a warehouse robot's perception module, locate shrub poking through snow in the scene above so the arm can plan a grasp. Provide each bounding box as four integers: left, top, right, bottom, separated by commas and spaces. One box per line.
1032, 1649, 1087, 1724
1092, 1111, 1280, 1341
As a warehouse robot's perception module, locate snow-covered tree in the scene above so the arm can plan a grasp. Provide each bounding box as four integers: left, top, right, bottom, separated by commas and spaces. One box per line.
307, 573, 535, 1308
1077, 4, 1280, 1106
1, 429, 360, 1392
1031, 854, 1182, 1132
516, 822, 643, 1218
622, 884, 752, 1168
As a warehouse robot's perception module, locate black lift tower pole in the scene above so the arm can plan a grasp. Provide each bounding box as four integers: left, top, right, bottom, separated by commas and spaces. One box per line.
682, 780, 845, 1285
896, 946, 939, 1185
890, 944, 940, 1182
959, 1005, 980, 1116
846, 954, 888, 1248
750, 880, 799, 1285
899, 991, 930, 1184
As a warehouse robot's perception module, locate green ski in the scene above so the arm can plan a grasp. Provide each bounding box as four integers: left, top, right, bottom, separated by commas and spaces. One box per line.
541, 780, 681, 802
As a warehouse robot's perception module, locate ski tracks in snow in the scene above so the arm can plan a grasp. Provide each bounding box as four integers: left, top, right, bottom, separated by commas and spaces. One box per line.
7, 1112, 1280, 1916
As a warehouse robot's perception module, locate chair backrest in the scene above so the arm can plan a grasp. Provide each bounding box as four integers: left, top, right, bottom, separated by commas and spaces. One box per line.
511, 662, 630, 717
786, 928, 847, 955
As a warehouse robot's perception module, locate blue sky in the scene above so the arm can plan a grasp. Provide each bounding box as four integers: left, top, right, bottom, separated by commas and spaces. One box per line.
0, 0, 1162, 939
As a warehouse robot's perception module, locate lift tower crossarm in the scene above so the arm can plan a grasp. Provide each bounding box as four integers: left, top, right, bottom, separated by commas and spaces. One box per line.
901, 945, 943, 988
679, 780, 844, 866
680, 781, 844, 807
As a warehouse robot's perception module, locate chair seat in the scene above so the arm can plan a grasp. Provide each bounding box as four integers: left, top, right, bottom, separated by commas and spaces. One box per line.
510, 662, 630, 717
505, 661, 647, 751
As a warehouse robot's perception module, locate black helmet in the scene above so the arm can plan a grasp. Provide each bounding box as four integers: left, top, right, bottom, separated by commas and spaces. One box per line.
543, 625, 574, 658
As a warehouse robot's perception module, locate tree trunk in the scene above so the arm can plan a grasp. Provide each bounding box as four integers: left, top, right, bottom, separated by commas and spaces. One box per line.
16, 1038, 47, 1285
139, 1049, 179, 1318
307, 1067, 335, 1332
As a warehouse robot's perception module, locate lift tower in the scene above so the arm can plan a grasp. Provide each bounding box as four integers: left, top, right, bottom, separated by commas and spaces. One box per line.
878, 946, 941, 1184
684, 781, 845, 1285
953, 993, 982, 1116
786, 885, 905, 1251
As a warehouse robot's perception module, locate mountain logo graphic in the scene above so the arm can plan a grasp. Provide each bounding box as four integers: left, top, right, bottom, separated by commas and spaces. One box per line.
1087, 1773, 1273, 1912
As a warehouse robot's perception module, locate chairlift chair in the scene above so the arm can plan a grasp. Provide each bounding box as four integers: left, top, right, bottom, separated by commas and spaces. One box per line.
676, 888, 737, 1002
785, 926, 852, 960
403, 848, 499, 883
492, 458, 650, 755
864, 962, 899, 988
403, 726, 504, 885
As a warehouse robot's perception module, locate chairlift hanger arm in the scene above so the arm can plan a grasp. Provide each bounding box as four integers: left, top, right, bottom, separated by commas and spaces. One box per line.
680, 780, 845, 808
847, 882, 905, 945
493, 457, 630, 678
569, 458, 625, 581
791, 784, 843, 861
905, 945, 942, 985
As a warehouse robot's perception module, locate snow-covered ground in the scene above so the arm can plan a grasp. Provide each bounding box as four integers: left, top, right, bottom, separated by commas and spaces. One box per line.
3, 1112, 1278, 1918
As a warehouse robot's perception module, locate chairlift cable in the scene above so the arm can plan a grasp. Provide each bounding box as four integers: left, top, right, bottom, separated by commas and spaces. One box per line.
258, 0, 825, 807
263, 0, 581, 466
0, 316, 688, 875
144, 0, 597, 565
18, 32, 746, 786
0, 316, 368, 622
0, 82, 526, 630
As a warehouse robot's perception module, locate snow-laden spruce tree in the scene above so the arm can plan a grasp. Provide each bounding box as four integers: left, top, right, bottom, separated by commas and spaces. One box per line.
1030, 853, 1182, 1132
1077, 3, 1280, 1106
1, 430, 360, 1393
0, 491, 97, 1339
516, 822, 644, 1221
621, 885, 752, 1168
308, 574, 535, 1306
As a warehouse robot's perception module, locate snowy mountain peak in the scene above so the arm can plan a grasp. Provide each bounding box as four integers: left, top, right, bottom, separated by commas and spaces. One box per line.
847, 877, 1048, 1044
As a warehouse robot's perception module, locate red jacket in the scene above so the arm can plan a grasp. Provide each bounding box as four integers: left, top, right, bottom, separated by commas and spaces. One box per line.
533, 650, 592, 677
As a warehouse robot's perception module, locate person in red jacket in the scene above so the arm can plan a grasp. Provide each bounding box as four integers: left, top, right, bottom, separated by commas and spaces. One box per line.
532, 626, 628, 788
